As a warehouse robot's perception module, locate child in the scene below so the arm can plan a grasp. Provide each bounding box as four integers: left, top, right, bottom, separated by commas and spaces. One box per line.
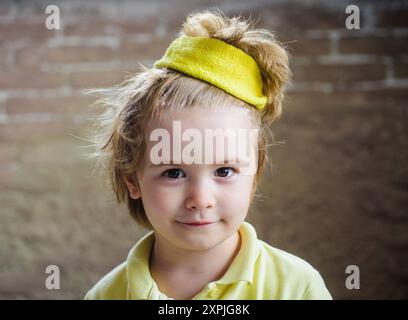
84, 10, 332, 300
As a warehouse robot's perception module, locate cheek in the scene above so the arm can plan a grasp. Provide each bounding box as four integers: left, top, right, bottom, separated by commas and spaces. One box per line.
218, 176, 254, 212
232, 175, 254, 196
139, 180, 183, 215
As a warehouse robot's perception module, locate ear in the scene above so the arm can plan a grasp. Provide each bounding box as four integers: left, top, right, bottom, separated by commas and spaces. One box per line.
123, 175, 141, 200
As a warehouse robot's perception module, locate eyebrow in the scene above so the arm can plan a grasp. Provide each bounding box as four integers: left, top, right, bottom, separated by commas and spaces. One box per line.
148, 158, 250, 167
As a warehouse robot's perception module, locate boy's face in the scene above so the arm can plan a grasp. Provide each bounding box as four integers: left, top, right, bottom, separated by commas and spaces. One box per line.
125, 106, 257, 251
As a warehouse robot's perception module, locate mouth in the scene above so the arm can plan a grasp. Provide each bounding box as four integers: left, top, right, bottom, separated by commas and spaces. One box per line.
177, 221, 218, 227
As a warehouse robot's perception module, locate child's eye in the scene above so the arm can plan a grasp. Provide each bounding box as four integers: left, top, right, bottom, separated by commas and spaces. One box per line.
214, 167, 236, 178
162, 168, 185, 179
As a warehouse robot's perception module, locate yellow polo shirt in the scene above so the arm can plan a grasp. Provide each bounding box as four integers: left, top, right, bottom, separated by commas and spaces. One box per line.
84, 222, 332, 300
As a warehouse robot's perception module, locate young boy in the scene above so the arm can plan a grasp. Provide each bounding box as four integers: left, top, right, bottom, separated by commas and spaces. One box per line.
84, 10, 332, 300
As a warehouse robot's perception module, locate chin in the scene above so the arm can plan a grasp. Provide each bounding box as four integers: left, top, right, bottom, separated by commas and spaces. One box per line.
179, 237, 221, 252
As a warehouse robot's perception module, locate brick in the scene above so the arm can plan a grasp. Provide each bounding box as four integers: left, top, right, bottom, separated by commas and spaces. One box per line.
69, 70, 131, 89
377, 9, 408, 28
0, 121, 85, 143
286, 89, 408, 114
5, 96, 95, 115
119, 19, 159, 35
12, 1, 45, 20
119, 36, 173, 61
14, 45, 47, 70
8, 135, 90, 166
0, 20, 54, 42
0, 2, 12, 17
0, 144, 18, 165
45, 46, 117, 63
64, 18, 158, 37
393, 58, 408, 79
15, 31, 162, 70
287, 38, 331, 56
340, 36, 408, 55
0, 168, 12, 190
0, 70, 65, 89
64, 19, 122, 37
0, 47, 10, 69
157, 2, 207, 34
247, 3, 346, 35
293, 63, 386, 82
16, 44, 117, 69
16, 44, 116, 71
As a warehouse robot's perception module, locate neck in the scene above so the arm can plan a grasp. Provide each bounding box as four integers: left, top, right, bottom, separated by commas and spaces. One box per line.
150, 231, 241, 279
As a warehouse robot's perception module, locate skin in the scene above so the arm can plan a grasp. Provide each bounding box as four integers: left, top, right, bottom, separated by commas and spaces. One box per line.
124, 106, 257, 299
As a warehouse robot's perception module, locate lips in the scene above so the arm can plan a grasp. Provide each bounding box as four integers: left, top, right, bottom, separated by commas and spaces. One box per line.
177, 221, 216, 226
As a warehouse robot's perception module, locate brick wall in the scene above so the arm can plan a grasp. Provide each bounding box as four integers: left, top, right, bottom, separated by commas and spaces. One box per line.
0, 0, 407, 299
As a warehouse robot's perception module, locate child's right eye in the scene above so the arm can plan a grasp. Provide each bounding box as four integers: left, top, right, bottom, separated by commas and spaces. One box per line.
162, 168, 186, 179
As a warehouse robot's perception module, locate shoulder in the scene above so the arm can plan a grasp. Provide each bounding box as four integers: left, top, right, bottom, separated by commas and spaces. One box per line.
84, 231, 155, 300
259, 240, 317, 276
84, 261, 128, 300
256, 240, 332, 299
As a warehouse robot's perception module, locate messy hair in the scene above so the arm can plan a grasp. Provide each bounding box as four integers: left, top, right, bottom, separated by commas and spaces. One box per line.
87, 10, 291, 229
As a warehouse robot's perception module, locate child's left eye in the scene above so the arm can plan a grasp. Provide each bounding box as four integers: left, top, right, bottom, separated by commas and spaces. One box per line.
214, 167, 236, 178
162, 168, 185, 179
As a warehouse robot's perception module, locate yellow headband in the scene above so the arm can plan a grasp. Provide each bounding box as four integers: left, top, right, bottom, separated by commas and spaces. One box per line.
154, 35, 267, 110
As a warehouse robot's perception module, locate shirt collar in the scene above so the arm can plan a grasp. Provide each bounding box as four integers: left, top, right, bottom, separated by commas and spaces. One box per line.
126, 221, 260, 299
214, 221, 260, 285
126, 230, 155, 300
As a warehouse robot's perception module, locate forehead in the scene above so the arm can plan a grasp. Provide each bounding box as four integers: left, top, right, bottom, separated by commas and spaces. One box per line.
146, 106, 254, 132
143, 107, 259, 171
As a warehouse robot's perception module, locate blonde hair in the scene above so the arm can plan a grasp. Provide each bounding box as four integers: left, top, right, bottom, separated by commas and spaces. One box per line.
87, 10, 291, 229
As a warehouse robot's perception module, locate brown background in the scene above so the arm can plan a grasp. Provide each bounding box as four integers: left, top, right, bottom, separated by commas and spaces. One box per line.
0, 0, 407, 299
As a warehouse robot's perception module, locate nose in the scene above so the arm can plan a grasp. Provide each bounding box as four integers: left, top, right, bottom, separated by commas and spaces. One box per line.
185, 179, 215, 211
